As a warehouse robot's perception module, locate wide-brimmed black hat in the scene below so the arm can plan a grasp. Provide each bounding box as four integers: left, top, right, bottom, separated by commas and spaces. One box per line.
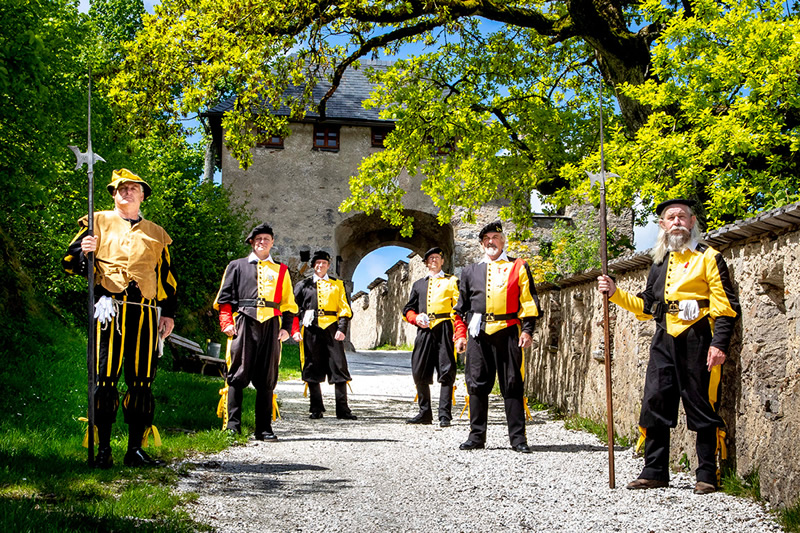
478, 220, 503, 240
311, 250, 331, 265
245, 223, 274, 244
655, 198, 697, 216
423, 247, 443, 263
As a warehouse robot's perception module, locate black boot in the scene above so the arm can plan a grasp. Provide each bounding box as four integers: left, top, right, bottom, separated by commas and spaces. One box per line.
124, 424, 163, 467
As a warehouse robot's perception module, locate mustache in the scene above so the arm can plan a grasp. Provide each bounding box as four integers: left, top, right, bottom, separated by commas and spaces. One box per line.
669, 226, 690, 235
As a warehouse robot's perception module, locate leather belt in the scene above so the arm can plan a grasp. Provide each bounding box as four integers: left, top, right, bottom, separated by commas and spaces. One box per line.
316, 309, 338, 316
427, 312, 450, 320
650, 299, 709, 317
238, 298, 279, 309
484, 312, 517, 322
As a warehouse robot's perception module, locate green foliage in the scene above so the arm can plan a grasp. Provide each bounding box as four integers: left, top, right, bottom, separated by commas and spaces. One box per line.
373, 343, 414, 351
562, 414, 630, 447
510, 220, 634, 283
721, 467, 761, 500
779, 498, 800, 533
569, 0, 800, 229
111, 0, 800, 236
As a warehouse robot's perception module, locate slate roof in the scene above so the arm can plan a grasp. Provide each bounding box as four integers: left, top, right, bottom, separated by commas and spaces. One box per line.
204, 60, 395, 124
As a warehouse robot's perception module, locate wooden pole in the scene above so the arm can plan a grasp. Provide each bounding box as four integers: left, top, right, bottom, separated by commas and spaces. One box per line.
86, 79, 96, 467
597, 81, 616, 489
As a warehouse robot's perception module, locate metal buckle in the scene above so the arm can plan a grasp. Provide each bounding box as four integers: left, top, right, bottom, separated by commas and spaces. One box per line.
667, 301, 679, 315
256, 297, 267, 307
485, 313, 494, 321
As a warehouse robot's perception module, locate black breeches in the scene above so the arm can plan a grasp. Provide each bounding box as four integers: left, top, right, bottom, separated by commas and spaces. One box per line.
94, 294, 160, 428
300, 324, 351, 384
410, 321, 456, 386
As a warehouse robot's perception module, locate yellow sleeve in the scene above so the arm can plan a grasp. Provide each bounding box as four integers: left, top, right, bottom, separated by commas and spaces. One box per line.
609, 288, 653, 321
279, 268, 298, 314
337, 280, 353, 319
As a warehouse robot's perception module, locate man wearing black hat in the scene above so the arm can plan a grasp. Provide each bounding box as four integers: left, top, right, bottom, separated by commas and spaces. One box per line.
597, 199, 740, 494
453, 221, 539, 453
64, 169, 177, 468
214, 223, 298, 440
291, 251, 357, 420
402, 247, 464, 427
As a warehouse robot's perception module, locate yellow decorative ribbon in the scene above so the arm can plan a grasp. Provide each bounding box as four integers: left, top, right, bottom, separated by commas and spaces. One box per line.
524, 398, 533, 421
717, 428, 727, 460
635, 426, 647, 454
79, 417, 99, 449
272, 393, 281, 420
142, 425, 162, 447
347, 381, 353, 393
304, 382, 308, 398
460, 395, 470, 419
452, 384, 457, 407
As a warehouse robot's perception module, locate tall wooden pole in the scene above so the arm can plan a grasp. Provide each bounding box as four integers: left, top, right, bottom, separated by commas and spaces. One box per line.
597, 80, 616, 489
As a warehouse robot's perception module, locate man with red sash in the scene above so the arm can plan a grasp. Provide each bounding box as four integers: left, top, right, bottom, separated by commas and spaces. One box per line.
403, 247, 463, 427
64, 169, 177, 468
214, 223, 297, 440
454, 221, 539, 453
291, 251, 357, 420
598, 199, 740, 494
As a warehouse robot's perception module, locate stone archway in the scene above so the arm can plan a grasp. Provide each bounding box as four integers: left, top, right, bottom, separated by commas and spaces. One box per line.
335, 210, 455, 284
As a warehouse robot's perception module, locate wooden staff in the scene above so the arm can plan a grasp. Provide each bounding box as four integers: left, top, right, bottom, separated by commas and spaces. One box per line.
586, 81, 617, 488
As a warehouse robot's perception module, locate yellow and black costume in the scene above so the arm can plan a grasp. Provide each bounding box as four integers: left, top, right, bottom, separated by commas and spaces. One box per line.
610, 233, 739, 486
402, 247, 461, 425
291, 251, 355, 419
454, 222, 539, 448
64, 205, 177, 465
214, 223, 297, 438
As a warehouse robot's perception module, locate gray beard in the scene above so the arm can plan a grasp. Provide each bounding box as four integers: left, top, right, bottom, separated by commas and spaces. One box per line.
667, 230, 691, 251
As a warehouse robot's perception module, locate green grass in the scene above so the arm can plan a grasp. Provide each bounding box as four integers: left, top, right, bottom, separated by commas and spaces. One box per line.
0, 310, 303, 531
779, 500, 800, 532
561, 413, 631, 447
373, 343, 413, 351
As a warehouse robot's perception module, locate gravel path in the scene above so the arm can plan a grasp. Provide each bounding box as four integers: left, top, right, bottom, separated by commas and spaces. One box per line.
177, 350, 782, 532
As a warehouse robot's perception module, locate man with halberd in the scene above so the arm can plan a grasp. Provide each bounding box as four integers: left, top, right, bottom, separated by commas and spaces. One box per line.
64, 168, 177, 468
597, 198, 740, 494
214, 223, 298, 440
291, 251, 357, 420
402, 247, 464, 427
453, 221, 539, 453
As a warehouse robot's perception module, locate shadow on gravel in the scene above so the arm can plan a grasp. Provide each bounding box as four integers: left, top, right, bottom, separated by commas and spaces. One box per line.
278, 437, 400, 444
525, 443, 618, 453
196, 461, 330, 474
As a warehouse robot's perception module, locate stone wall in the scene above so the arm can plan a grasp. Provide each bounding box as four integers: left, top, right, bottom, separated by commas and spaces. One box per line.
527, 202, 800, 507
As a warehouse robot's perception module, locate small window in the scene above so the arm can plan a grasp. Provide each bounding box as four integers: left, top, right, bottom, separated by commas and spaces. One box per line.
313, 124, 340, 151
371, 126, 392, 148
256, 132, 284, 148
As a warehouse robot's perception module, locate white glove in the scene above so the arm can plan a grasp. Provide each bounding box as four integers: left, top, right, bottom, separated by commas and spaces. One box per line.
468, 313, 483, 338
94, 295, 116, 326
416, 313, 430, 327
302, 310, 315, 327
678, 300, 699, 321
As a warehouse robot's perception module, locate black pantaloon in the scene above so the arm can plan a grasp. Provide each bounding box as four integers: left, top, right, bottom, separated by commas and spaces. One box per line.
411, 320, 456, 422
464, 326, 526, 447
639, 317, 724, 484
226, 315, 281, 435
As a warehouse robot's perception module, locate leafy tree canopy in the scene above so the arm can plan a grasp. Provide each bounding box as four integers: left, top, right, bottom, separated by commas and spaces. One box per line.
111, 0, 800, 234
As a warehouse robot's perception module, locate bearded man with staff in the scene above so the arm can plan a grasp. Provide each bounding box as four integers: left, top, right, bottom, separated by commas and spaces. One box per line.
64, 168, 177, 468
597, 198, 740, 494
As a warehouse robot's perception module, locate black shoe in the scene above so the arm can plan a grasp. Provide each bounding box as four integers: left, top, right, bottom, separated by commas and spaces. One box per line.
254, 431, 278, 441
309, 412, 323, 419
95, 446, 113, 469
511, 443, 532, 454
123, 447, 164, 467
459, 440, 485, 450
337, 413, 358, 420
406, 413, 433, 425
439, 419, 451, 428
